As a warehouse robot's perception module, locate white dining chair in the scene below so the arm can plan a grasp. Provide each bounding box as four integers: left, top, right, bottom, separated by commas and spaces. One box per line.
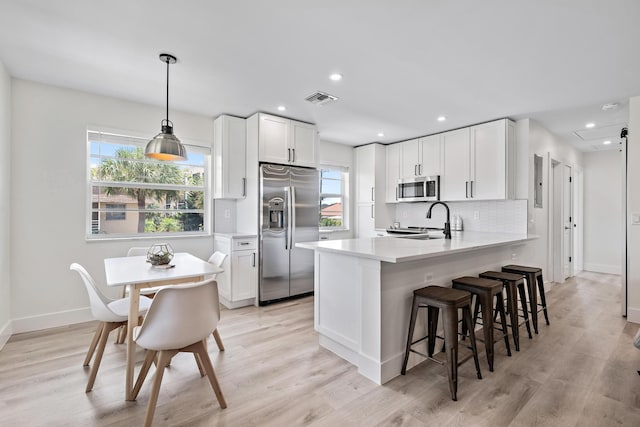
207, 252, 227, 351
70, 263, 153, 392
132, 279, 227, 427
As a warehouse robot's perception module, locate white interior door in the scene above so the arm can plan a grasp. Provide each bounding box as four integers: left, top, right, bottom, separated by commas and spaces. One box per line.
562, 164, 573, 280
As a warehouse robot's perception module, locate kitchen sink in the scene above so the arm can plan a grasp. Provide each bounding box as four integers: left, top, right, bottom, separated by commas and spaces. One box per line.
397, 234, 444, 240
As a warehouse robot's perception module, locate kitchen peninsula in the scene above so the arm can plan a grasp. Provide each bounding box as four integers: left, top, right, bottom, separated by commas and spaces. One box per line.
296, 232, 536, 385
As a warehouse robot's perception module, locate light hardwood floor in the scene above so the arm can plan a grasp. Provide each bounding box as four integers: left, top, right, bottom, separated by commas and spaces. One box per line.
1, 272, 639, 426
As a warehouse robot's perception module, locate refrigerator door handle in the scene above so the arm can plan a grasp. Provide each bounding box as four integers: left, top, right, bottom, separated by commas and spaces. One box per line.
290, 185, 296, 249
284, 186, 290, 250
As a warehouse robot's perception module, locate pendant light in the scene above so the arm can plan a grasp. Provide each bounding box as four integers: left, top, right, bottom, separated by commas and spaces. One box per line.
145, 53, 187, 161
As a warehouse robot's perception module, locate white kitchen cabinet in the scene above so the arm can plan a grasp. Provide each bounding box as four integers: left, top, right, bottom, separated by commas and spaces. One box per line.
399, 135, 442, 178
213, 115, 246, 199
385, 143, 400, 203
442, 127, 471, 200
257, 113, 318, 167
441, 119, 515, 201
354, 144, 394, 236
400, 138, 421, 177
213, 234, 258, 308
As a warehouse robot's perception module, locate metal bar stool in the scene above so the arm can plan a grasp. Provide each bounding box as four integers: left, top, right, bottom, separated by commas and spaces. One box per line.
401, 285, 482, 401
452, 276, 510, 372
502, 265, 550, 334
479, 271, 533, 351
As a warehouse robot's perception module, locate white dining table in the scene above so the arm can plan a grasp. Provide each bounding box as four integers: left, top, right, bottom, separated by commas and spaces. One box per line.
104, 252, 223, 401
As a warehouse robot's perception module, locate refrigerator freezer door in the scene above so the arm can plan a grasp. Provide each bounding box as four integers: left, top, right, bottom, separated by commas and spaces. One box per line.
260, 164, 290, 302
290, 167, 320, 296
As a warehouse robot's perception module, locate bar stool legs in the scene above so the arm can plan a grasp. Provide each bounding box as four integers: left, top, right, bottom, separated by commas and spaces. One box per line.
401, 286, 482, 401
502, 265, 550, 334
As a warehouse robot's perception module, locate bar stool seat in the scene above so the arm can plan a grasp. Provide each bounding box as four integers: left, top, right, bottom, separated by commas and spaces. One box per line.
479, 271, 533, 351
401, 285, 482, 401
502, 265, 550, 334
452, 276, 511, 372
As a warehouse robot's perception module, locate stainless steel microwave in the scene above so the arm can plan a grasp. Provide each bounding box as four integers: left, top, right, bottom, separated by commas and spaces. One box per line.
397, 176, 440, 202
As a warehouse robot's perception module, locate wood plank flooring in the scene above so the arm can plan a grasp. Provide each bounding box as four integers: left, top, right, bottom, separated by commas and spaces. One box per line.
1, 271, 639, 426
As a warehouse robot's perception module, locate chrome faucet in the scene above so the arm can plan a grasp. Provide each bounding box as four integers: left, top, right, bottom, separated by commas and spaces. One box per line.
426, 201, 452, 239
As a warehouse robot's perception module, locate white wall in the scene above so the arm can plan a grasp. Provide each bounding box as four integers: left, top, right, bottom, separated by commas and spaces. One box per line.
0, 62, 11, 348
10, 80, 214, 333
582, 150, 622, 274
319, 140, 354, 239
626, 95, 640, 323
520, 119, 583, 281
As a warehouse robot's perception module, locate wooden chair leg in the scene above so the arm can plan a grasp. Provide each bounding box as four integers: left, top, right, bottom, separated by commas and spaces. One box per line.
194, 341, 227, 409
194, 352, 205, 377
143, 350, 175, 427
83, 323, 104, 367
132, 350, 157, 400
86, 322, 119, 392
212, 329, 225, 351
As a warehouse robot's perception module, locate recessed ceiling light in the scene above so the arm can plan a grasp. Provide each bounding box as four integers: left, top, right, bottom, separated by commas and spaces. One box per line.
602, 103, 619, 111
585, 122, 595, 128
437, 115, 446, 122
277, 105, 286, 111
329, 73, 343, 81
603, 140, 612, 145
377, 132, 385, 138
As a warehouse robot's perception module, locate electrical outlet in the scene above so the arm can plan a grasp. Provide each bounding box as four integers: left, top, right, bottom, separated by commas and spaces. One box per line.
473, 211, 480, 220
511, 253, 517, 260
224, 209, 231, 219
402, 211, 408, 218
424, 273, 433, 284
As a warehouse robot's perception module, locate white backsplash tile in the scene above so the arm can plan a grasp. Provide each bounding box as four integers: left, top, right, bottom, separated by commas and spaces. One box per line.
393, 199, 527, 234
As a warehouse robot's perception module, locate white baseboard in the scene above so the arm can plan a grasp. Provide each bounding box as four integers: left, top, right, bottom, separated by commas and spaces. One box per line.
12, 307, 93, 334
627, 307, 640, 324
220, 296, 255, 309
0, 320, 11, 351
583, 263, 621, 275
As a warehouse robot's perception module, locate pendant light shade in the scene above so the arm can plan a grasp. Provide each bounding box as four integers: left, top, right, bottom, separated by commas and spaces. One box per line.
145, 53, 187, 161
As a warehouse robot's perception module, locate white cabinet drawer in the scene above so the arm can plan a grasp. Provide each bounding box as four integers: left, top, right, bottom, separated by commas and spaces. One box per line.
233, 238, 256, 250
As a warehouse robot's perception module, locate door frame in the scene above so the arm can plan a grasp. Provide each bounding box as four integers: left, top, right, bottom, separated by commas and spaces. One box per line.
548, 156, 577, 283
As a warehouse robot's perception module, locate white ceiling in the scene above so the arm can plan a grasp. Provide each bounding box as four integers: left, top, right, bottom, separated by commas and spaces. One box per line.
0, 0, 638, 151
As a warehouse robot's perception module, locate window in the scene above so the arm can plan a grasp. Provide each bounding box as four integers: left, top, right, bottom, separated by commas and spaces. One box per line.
87, 130, 210, 238
320, 167, 348, 229
105, 204, 126, 221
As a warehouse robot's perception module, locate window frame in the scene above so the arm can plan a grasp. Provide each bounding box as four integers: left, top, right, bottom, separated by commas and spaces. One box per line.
319, 165, 349, 231
86, 128, 211, 240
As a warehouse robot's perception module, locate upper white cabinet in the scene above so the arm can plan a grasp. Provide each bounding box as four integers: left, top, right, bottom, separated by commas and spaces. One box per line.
441, 119, 515, 201
213, 115, 246, 199
399, 135, 442, 178
385, 143, 401, 203
257, 113, 318, 167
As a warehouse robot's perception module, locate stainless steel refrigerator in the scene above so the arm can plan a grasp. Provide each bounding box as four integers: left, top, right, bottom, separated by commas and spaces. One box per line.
259, 164, 319, 304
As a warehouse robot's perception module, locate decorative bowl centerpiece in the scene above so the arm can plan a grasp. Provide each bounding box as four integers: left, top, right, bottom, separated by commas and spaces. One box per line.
147, 243, 174, 266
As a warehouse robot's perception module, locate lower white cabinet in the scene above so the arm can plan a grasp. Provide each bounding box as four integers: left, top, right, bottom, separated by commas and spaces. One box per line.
213, 234, 258, 308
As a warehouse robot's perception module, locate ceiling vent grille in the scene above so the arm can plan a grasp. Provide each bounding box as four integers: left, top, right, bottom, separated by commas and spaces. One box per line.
305, 91, 338, 105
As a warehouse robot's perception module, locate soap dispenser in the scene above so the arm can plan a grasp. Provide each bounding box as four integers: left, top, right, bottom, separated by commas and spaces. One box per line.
455, 215, 463, 231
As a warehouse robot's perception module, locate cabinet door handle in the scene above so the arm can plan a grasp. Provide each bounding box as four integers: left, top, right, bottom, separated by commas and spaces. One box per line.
419, 164, 423, 175
470, 180, 474, 198
239, 242, 250, 246
288, 148, 292, 162
252, 252, 256, 267
371, 187, 375, 202
292, 148, 296, 163
371, 204, 374, 219
242, 178, 246, 197
395, 187, 398, 201
414, 164, 418, 176
465, 181, 469, 198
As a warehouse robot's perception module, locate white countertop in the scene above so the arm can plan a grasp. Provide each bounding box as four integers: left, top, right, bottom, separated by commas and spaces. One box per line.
296, 232, 536, 263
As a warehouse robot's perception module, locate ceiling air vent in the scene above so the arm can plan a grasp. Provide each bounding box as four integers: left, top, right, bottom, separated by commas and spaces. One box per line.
305, 91, 338, 105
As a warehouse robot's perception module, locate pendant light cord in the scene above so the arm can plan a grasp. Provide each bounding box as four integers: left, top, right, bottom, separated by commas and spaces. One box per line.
165, 57, 170, 124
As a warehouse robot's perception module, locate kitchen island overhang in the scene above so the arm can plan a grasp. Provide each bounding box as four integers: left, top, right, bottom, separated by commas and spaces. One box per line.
296, 232, 538, 385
